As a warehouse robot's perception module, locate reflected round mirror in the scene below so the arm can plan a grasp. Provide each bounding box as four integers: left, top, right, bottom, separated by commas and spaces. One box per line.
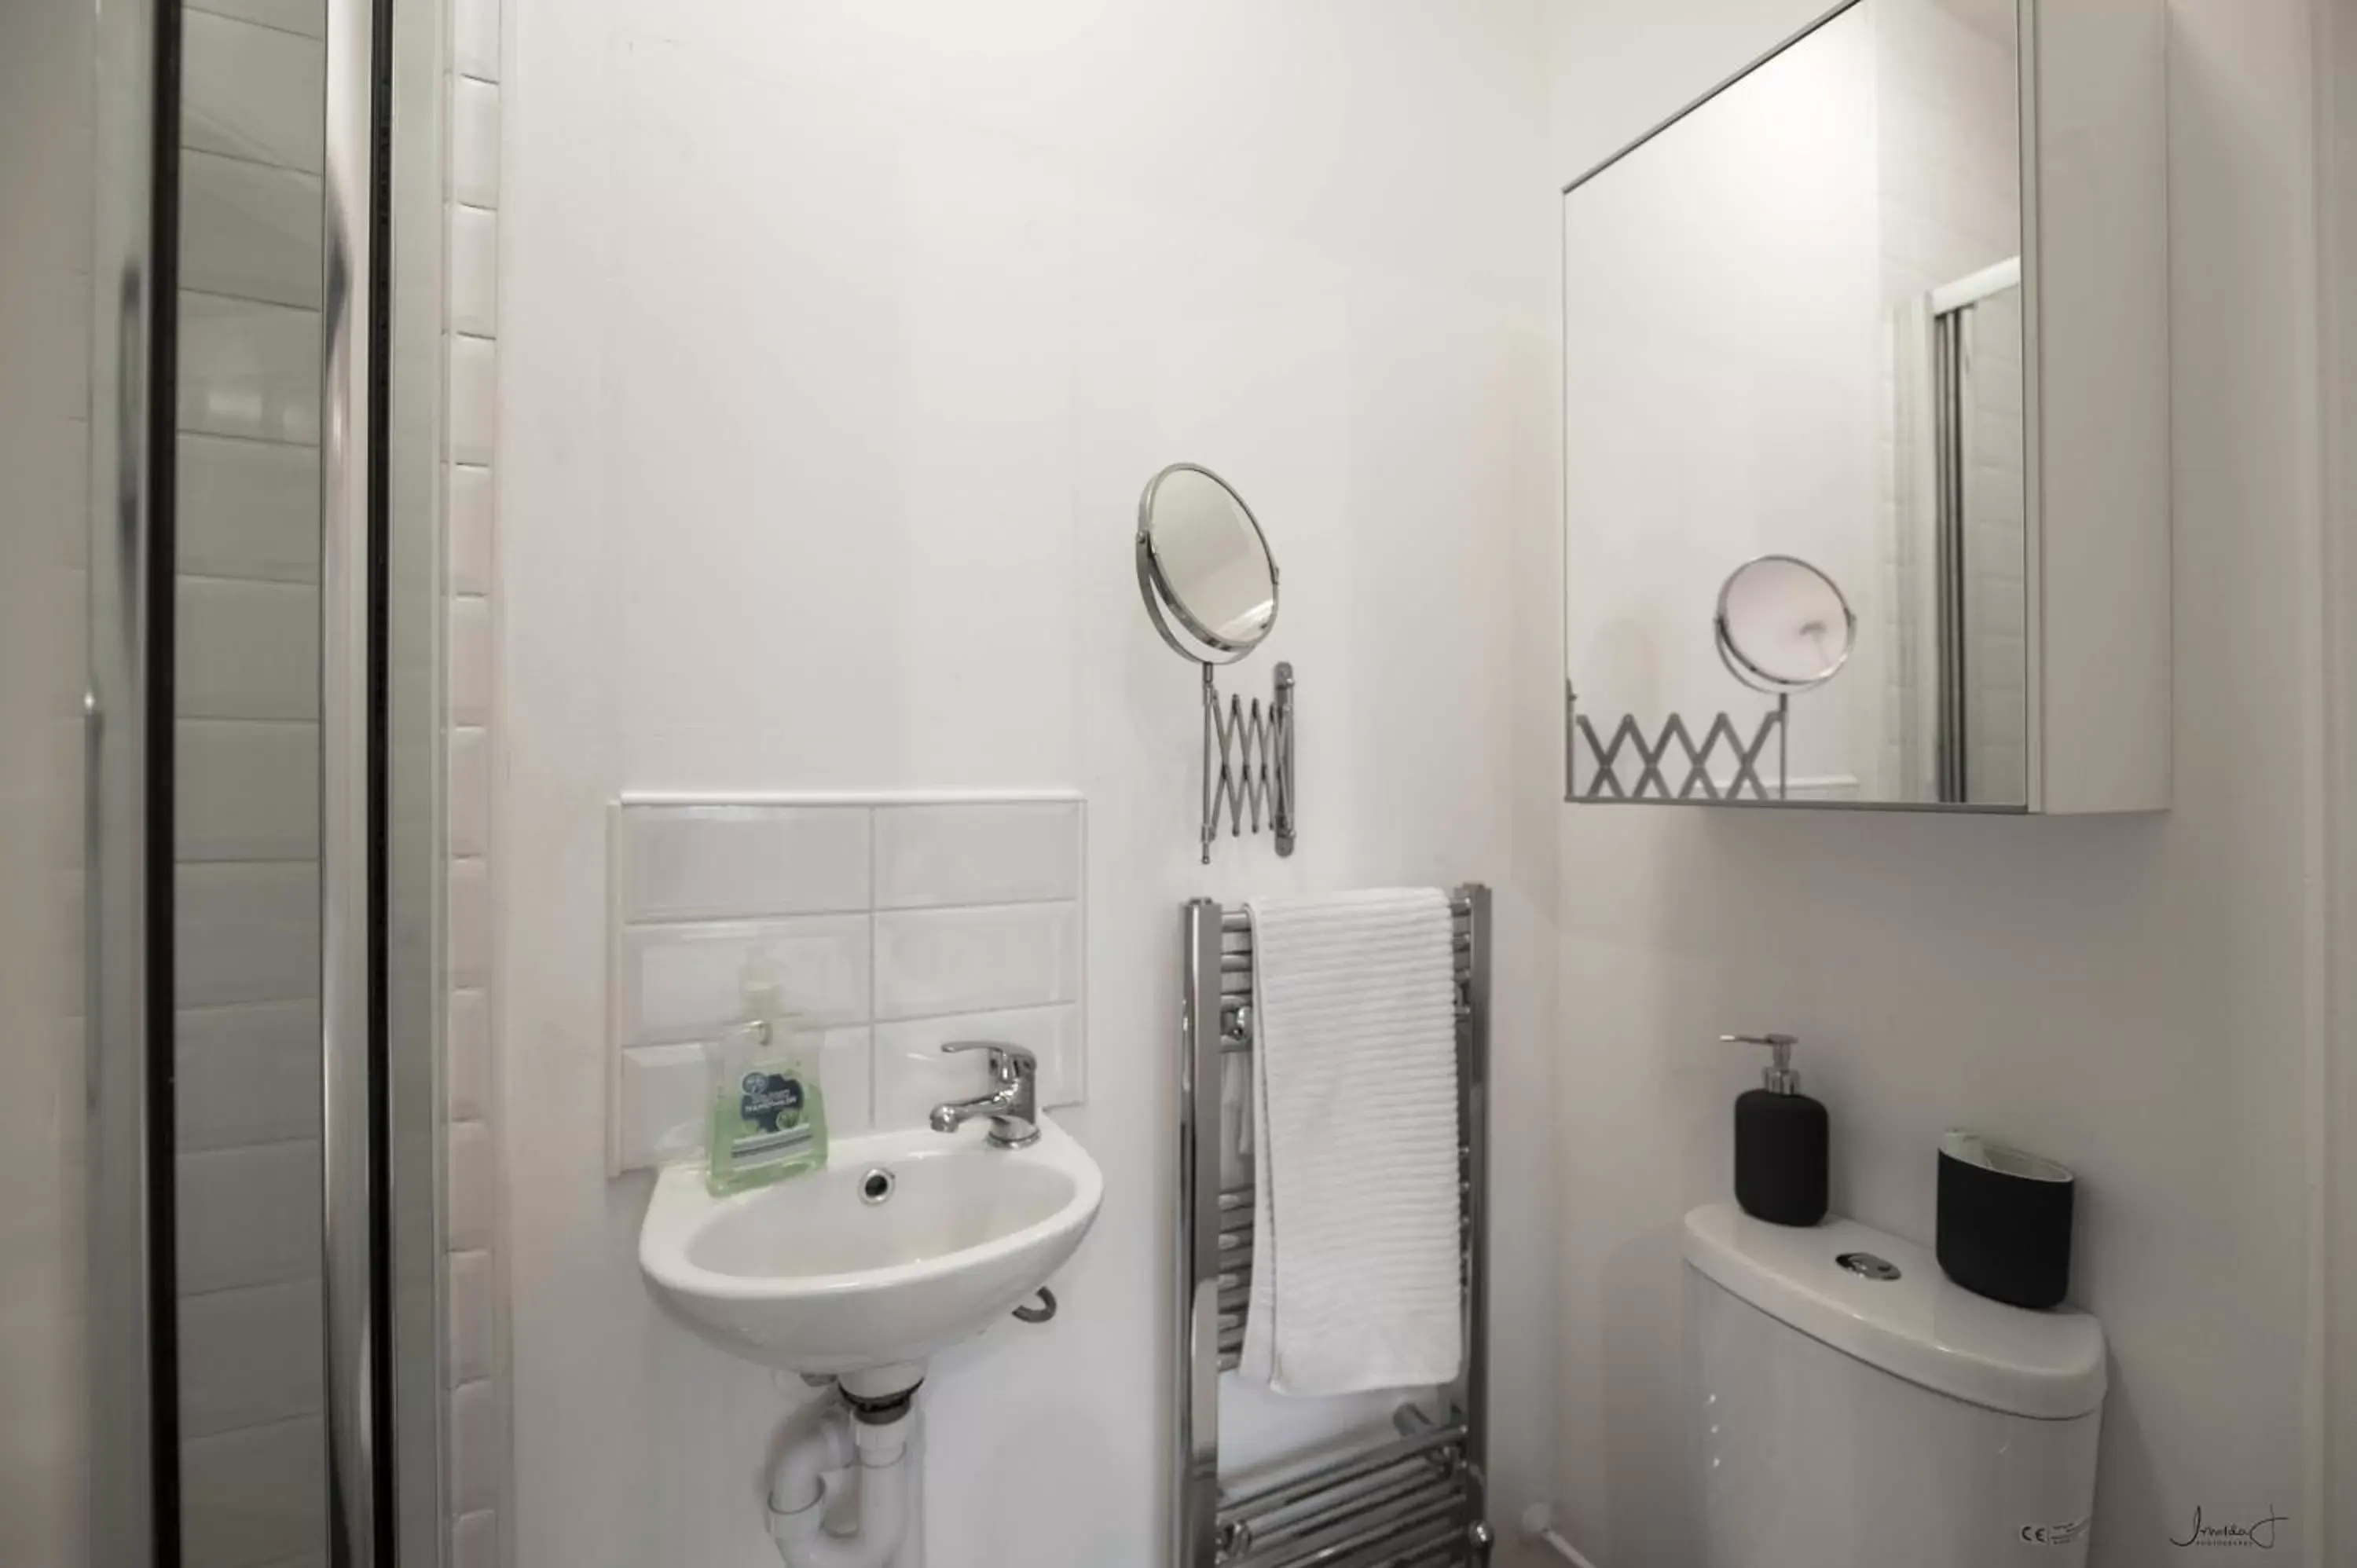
1136, 463, 1278, 665
1715, 555, 1857, 693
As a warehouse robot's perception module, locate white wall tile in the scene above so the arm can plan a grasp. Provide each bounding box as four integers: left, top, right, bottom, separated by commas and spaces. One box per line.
453, 0, 500, 81
177, 1000, 320, 1152
449, 334, 498, 467
179, 1277, 323, 1439
176, 1141, 322, 1295
449, 856, 492, 990
872, 801, 1080, 910
450, 1379, 501, 1516
447, 1120, 494, 1253
178, 720, 318, 862
452, 1510, 499, 1568
449, 1250, 493, 1385
178, 862, 318, 1009
618, 804, 871, 922
181, 150, 322, 310
189, 0, 325, 41
178, 292, 321, 445
180, 434, 320, 584
871, 1005, 1082, 1130
449, 593, 492, 726
451, 203, 498, 336
449, 464, 494, 594
872, 903, 1080, 1021
617, 916, 871, 1046
616, 1026, 872, 1171
452, 77, 501, 209
181, 1414, 327, 1568
448, 987, 491, 1123
178, 577, 319, 721
182, 10, 325, 174
449, 726, 490, 858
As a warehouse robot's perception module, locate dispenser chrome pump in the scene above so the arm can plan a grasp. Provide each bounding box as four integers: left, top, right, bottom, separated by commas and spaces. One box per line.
1724, 1031, 1828, 1226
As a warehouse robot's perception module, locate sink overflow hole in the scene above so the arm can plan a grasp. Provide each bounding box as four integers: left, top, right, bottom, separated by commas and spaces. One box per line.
860, 1168, 896, 1206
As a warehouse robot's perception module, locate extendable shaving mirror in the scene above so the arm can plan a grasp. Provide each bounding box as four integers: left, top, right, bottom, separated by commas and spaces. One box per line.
1135, 463, 1295, 862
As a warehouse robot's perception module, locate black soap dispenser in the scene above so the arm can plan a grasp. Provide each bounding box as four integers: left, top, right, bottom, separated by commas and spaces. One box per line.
1724, 1032, 1828, 1226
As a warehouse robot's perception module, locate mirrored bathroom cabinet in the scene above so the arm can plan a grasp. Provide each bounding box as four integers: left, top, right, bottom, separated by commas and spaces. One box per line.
1561, 0, 2169, 814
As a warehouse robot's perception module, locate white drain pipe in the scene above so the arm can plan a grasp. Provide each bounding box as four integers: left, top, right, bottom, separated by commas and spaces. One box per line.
768, 1400, 916, 1568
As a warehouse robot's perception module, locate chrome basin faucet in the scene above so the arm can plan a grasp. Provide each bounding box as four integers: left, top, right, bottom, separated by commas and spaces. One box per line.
928, 1042, 1040, 1148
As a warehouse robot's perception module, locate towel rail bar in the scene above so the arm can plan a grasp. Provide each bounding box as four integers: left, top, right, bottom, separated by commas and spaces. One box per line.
1175, 885, 1492, 1568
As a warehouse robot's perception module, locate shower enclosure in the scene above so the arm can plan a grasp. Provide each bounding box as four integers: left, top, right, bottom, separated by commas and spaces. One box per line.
2, 1, 449, 1562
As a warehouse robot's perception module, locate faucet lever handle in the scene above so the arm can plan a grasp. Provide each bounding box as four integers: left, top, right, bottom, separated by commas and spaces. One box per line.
940, 1039, 1035, 1078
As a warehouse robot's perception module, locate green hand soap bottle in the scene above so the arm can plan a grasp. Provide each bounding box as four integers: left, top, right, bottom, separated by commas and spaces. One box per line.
706, 977, 828, 1195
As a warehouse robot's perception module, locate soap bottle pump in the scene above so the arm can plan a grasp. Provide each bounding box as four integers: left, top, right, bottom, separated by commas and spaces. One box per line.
1724, 1032, 1828, 1226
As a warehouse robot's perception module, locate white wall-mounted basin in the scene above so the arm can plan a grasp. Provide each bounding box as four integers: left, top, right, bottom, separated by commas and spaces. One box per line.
638, 1115, 1103, 1374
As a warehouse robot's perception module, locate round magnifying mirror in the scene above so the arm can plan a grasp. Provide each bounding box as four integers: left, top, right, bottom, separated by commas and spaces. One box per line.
1137, 463, 1278, 665
1715, 554, 1857, 693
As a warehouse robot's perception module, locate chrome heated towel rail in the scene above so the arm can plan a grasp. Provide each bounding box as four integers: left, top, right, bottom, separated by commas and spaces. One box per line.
1173, 886, 1493, 1568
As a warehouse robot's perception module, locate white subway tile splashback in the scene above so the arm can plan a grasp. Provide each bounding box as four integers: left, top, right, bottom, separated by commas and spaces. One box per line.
177, 1141, 322, 1295
190, 0, 326, 37
448, 464, 494, 594
179, 1277, 323, 1439
873, 902, 1080, 1020
873, 801, 1080, 909
873, 1005, 1082, 1130
179, 433, 320, 584
178, 291, 321, 445
178, 862, 318, 1009
176, 1000, 319, 1152
178, 720, 320, 861
452, 77, 501, 209
453, 1511, 499, 1568
616, 1027, 872, 1171
449, 594, 493, 726
453, 0, 500, 82
610, 797, 1086, 1164
619, 805, 871, 921
181, 1414, 328, 1568
450, 1379, 501, 1516
449, 1250, 493, 1386
182, 10, 326, 174
448, 987, 491, 1123
447, 1121, 494, 1253
178, 577, 319, 721
449, 726, 490, 858
618, 915, 871, 1044
449, 334, 498, 467
180, 150, 324, 310
450, 203, 498, 337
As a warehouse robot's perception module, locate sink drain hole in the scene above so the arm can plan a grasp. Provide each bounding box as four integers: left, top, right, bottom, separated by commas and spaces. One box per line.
860, 1168, 896, 1205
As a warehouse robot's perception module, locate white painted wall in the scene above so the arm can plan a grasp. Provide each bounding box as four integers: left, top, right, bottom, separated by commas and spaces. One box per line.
496, 2, 1562, 1564
1545, 2, 2333, 1565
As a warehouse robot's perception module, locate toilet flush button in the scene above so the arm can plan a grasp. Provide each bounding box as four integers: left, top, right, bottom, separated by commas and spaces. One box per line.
1837, 1251, 1902, 1282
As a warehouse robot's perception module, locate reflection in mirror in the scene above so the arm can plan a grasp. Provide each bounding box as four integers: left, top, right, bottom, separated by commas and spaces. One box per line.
1563, 0, 2027, 808
1137, 463, 1277, 662
1716, 556, 1858, 693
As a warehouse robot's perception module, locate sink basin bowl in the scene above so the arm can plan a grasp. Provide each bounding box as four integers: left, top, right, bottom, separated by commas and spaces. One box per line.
639, 1114, 1103, 1374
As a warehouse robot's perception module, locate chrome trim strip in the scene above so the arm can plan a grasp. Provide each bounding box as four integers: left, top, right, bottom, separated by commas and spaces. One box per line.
322, 0, 383, 1556
87, 0, 172, 1558
384, 0, 453, 1552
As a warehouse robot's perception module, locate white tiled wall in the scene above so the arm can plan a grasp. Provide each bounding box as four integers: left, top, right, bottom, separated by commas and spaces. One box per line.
608, 799, 1087, 1173
174, 3, 332, 1563
443, 0, 507, 1558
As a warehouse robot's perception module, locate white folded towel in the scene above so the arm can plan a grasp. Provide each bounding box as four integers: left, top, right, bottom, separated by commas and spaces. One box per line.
1237, 887, 1463, 1396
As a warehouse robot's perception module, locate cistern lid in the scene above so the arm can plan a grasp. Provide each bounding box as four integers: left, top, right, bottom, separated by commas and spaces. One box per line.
1682, 1204, 2107, 1420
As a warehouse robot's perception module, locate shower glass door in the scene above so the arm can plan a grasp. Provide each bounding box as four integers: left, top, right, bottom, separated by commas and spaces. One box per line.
2, 1, 442, 1562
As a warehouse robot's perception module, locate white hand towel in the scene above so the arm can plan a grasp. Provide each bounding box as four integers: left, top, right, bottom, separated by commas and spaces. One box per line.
1237, 887, 1463, 1396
